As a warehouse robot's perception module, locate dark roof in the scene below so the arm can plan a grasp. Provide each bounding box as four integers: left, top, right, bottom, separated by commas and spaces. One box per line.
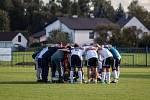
32, 31, 46, 38
46, 17, 114, 30
117, 16, 133, 28
0, 32, 20, 41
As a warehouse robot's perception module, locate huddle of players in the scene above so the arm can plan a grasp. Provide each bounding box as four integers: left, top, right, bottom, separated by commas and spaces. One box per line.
32, 43, 121, 84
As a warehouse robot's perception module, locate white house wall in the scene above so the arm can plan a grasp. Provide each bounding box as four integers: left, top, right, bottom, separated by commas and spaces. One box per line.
123, 17, 149, 33
45, 20, 75, 43
45, 20, 94, 45
0, 41, 13, 48
74, 30, 94, 45
45, 20, 60, 37
12, 33, 27, 47
60, 23, 74, 43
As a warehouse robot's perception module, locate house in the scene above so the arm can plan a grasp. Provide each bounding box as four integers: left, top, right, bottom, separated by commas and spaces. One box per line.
117, 15, 150, 38
31, 30, 46, 43
0, 32, 28, 48
45, 17, 114, 45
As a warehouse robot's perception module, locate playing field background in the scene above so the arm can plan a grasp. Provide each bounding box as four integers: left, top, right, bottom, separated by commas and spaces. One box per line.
0, 52, 150, 67
0, 47, 149, 100
0, 66, 150, 100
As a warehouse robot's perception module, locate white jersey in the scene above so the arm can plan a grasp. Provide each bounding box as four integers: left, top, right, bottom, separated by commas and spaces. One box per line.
71, 48, 84, 60
38, 47, 48, 58
98, 48, 113, 60
86, 47, 98, 60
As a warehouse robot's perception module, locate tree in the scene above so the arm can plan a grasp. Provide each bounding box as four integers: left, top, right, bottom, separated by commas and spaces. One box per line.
119, 27, 141, 47
0, 0, 13, 11
58, 0, 72, 16
8, 4, 26, 31
77, 0, 90, 17
139, 35, 150, 47
92, 0, 115, 21
47, 30, 71, 44
0, 10, 9, 31
46, 0, 60, 16
94, 24, 119, 45
7, 0, 48, 35
70, 1, 78, 16
114, 3, 125, 22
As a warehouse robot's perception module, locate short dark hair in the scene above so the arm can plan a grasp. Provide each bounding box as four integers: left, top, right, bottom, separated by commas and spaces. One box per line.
74, 43, 79, 47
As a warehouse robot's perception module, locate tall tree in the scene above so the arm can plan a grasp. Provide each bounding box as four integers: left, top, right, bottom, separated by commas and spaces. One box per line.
0, 0, 13, 11
94, 24, 119, 45
92, 0, 115, 21
58, 0, 72, 16
114, 3, 125, 22
8, 3, 26, 31
70, 1, 78, 16
0, 10, 9, 31
119, 27, 141, 47
47, 0, 60, 16
77, 0, 90, 17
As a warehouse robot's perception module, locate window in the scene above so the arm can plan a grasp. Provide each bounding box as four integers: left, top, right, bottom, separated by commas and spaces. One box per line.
131, 26, 137, 30
18, 36, 21, 42
89, 32, 94, 39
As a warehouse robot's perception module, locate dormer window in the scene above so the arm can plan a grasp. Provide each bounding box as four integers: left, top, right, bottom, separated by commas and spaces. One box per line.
18, 36, 21, 42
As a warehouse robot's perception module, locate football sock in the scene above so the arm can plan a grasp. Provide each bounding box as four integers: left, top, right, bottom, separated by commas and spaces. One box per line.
106, 72, 110, 83
117, 71, 120, 79
112, 70, 118, 79
78, 71, 82, 83
101, 72, 106, 83
70, 71, 74, 83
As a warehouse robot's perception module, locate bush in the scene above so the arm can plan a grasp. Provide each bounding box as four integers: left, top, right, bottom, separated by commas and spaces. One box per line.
30, 43, 41, 48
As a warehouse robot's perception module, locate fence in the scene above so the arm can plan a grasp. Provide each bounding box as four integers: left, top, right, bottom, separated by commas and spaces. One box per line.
0, 51, 34, 67
0, 47, 149, 67
117, 47, 150, 66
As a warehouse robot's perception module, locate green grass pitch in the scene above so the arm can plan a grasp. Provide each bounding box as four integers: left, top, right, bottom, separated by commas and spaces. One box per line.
0, 67, 150, 100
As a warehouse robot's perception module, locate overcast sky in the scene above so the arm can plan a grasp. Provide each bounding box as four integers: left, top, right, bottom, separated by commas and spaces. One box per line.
43, 0, 150, 11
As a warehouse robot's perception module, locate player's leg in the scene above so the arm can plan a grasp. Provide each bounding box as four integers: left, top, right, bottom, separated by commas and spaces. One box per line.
70, 55, 76, 83
36, 58, 42, 82
111, 59, 118, 83
97, 61, 102, 82
56, 61, 64, 83
42, 59, 49, 83
92, 58, 98, 83
51, 60, 57, 82
87, 58, 92, 83
101, 59, 107, 83
105, 57, 112, 84
116, 59, 121, 80
77, 56, 83, 83
101, 67, 106, 84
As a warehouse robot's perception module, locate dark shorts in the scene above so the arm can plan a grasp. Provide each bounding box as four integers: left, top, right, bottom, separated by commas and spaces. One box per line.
112, 59, 121, 70
71, 55, 82, 68
87, 57, 98, 68
102, 57, 114, 68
